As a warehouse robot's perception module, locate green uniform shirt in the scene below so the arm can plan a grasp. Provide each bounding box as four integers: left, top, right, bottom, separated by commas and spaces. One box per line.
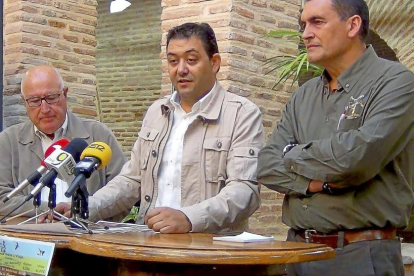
258, 46, 414, 233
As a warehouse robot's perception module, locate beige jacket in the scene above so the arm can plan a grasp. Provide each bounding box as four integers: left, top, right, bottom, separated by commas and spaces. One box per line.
89, 81, 264, 233
0, 112, 127, 217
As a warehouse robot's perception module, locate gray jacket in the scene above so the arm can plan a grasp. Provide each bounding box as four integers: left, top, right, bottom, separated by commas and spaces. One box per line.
0, 111, 127, 217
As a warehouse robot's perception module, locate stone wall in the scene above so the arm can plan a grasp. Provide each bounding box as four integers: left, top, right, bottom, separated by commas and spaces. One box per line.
96, 0, 162, 150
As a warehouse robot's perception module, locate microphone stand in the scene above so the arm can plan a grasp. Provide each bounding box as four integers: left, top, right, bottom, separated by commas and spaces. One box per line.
18, 183, 70, 225
0, 184, 43, 224
69, 180, 93, 234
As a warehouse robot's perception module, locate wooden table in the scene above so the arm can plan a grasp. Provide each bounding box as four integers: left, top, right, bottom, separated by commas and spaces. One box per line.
0, 229, 335, 276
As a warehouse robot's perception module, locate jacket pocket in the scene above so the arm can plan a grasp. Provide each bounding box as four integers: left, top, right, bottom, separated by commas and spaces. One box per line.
138, 126, 159, 170
337, 116, 362, 132
233, 146, 260, 181
203, 137, 231, 182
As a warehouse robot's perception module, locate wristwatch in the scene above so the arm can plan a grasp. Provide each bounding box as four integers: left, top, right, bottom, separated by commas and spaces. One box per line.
282, 142, 298, 157
322, 182, 334, 195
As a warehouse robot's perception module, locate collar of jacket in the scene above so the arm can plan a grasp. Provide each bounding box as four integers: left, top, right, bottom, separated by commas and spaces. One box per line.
18, 111, 91, 146
160, 80, 225, 123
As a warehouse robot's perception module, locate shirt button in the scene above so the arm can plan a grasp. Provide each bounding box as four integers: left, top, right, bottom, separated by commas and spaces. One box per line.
346, 84, 350, 88
152, 150, 157, 157
249, 149, 254, 156
144, 195, 151, 202
146, 132, 150, 138
325, 117, 329, 122
303, 205, 308, 210
290, 165, 294, 170
217, 141, 222, 148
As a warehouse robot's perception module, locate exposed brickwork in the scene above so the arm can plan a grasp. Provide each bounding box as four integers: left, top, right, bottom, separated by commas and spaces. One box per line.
3, 0, 99, 127
95, 0, 162, 151
366, 0, 414, 71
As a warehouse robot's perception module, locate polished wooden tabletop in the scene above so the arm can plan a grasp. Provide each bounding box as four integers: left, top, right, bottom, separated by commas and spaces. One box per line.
0, 227, 335, 265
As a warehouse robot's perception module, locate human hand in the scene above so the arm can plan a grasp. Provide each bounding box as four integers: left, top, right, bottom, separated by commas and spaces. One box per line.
145, 207, 192, 233
307, 180, 324, 193
37, 202, 72, 223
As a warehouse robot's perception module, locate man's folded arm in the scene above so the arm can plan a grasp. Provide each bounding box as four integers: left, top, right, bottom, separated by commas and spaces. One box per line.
284, 70, 414, 188
258, 96, 312, 196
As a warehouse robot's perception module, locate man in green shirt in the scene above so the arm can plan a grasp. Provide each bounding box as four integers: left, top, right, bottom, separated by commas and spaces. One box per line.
258, 0, 414, 275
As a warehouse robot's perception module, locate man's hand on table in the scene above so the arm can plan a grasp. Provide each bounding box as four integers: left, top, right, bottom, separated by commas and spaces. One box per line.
145, 207, 192, 233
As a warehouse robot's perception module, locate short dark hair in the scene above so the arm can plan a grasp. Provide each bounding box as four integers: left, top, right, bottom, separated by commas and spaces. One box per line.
306, 0, 370, 41
166, 22, 219, 58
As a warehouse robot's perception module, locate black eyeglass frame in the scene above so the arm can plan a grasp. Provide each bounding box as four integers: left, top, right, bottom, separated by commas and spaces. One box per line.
24, 90, 64, 107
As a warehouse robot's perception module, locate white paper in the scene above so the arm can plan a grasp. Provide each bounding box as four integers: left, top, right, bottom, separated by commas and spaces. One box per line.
213, 231, 274, 243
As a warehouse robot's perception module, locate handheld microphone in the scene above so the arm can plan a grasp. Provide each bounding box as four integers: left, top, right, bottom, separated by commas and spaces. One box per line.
2, 139, 70, 203
25, 138, 88, 202
65, 142, 112, 198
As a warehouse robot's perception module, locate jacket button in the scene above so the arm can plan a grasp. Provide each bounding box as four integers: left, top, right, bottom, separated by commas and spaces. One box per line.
146, 132, 150, 138
151, 150, 157, 157
144, 195, 151, 202
249, 149, 254, 155
217, 141, 222, 148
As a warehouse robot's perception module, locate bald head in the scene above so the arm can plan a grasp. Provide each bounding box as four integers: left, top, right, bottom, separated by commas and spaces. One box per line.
20, 65, 68, 135
21, 65, 64, 97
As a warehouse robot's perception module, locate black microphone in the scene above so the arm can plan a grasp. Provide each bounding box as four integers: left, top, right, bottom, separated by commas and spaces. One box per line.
25, 138, 88, 202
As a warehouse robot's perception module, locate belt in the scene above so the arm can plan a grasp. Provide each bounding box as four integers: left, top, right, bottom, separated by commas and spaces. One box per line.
296, 229, 397, 249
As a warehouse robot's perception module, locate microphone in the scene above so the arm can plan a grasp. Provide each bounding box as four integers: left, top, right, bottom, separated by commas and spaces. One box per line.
25, 138, 88, 202
2, 139, 70, 203
65, 142, 112, 198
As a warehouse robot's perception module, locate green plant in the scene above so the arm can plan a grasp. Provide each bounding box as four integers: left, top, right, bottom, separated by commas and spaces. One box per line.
121, 206, 139, 223
264, 30, 323, 89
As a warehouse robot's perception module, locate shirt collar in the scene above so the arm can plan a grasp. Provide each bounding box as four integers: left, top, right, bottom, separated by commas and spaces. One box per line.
170, 82, 216, 116
34, 113, 68, 140
322, 45, 378, 93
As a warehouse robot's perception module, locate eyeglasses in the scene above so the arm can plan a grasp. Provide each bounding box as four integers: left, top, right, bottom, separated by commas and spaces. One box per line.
25, 92, 62, 107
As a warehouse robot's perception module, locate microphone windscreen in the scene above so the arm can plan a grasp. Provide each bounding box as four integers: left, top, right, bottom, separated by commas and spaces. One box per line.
64, 138, 89, 162
41, 139, 70, 167
80, 142, 112, 169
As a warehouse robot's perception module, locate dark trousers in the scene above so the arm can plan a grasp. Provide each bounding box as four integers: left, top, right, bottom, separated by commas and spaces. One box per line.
286, 229, 404, 276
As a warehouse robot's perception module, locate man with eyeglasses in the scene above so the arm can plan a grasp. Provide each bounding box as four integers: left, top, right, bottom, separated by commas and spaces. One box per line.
0, 65, 127, 220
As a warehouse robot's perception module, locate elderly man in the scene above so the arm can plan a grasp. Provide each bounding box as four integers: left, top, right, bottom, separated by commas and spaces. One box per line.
258, 0, 414, 275
54, 22, 264, 233
0, 65, 126, 219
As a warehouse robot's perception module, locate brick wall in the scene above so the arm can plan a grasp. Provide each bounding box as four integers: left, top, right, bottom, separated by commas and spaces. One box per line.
366, 0, 414, 71
3, 0, 99, 128
96, 0, 162, 151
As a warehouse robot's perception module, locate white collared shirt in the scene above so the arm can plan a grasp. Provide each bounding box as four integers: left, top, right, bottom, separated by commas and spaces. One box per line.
155, 83, 216, 208
34, 114, 72, 204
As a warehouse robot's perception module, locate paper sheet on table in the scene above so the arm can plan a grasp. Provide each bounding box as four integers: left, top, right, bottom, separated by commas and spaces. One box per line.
213, 231, 274, 243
